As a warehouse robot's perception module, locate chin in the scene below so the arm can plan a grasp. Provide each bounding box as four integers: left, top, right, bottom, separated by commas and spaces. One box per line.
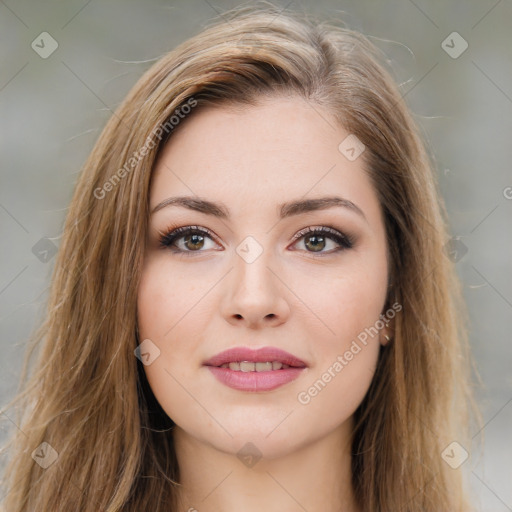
194, 416, 312, 460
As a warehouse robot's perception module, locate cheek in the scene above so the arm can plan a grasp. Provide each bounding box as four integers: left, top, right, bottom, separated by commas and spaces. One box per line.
136, 259, 212, 423
136, 261, 174, 348
295, 344, 380, 437
290, 256, 387, 413
292, 268, 386, 426
291, 256, 388, 348
137, 258, 203, 341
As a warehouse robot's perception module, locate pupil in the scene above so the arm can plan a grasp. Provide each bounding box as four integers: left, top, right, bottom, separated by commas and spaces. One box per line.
186, 234, 204, 250
306, 235, 324, 252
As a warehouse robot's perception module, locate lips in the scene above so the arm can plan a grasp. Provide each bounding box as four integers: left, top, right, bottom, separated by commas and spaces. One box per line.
204, 346, 307, 392
203, 346, 307, 369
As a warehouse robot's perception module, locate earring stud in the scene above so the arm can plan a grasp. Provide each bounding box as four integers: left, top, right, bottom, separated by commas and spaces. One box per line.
384, 334, 391, 343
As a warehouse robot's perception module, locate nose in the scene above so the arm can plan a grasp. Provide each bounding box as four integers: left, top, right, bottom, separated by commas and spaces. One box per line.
220, 247, 291, 329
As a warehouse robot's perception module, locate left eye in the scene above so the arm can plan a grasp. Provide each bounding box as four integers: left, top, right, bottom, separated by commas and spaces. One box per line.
158, 225, 353, 255
290, 226, 354, 254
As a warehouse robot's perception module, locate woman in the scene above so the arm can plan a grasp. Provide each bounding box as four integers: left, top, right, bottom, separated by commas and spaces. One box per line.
0, 3, 480, 511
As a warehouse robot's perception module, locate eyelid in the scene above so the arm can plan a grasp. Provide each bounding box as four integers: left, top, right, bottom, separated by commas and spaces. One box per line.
157, 223, 354, 254
157, 224, 222, 250
290, 225, 352, 245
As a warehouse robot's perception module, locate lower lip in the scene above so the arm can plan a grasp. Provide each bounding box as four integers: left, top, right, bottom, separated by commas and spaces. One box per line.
205, 366, 306, 392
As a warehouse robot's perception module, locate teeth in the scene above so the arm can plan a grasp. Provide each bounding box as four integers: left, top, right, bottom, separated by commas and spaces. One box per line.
240, 361, 254, 372
218, 361, 291, 371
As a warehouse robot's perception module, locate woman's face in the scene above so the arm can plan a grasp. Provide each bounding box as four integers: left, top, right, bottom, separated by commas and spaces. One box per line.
137, 95, 390, 458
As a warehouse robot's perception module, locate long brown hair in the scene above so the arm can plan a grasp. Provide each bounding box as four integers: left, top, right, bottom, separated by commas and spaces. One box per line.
0, 3, 481, 510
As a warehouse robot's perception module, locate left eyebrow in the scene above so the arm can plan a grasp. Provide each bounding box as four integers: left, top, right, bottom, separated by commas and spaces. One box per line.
151, 195, 368, 223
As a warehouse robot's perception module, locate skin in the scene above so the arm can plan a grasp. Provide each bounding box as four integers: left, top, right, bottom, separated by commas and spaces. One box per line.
137, 94, 392, 512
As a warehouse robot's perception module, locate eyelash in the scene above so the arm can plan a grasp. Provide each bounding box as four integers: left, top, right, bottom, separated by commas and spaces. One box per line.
158, 224, 354, 257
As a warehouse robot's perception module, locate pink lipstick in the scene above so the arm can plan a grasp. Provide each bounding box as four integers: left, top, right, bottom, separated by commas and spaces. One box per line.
203, 346, 307, 392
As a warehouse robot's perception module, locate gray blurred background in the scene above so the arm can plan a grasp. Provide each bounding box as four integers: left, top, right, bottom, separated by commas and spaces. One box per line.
1, 1, 511, 510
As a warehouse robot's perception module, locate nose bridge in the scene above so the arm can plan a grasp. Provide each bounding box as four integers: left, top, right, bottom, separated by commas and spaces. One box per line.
220, 234, 290, 326
233, 236, 276, 301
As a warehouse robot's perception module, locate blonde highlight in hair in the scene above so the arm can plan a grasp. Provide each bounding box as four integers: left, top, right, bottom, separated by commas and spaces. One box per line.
1, 3, 481, 510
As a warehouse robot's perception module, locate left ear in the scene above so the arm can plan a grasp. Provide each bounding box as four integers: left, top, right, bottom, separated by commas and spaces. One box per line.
379, 314, 394, 346
380, 328, 393, 346
380, 287, 396, 346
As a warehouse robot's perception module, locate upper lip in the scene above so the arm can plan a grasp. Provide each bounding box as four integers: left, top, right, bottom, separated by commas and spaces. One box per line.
203, 346, 307, 368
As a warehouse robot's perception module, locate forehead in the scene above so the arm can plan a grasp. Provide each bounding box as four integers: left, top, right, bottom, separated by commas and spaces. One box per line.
150, 96, 381, 224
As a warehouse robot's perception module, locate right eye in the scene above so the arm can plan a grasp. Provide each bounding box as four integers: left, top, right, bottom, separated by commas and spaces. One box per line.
158, 225, 221, 254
